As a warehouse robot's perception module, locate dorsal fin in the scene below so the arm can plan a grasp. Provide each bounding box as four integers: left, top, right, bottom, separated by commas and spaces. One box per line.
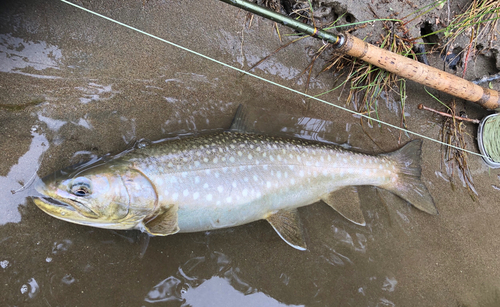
142, 204, 179, 236
229, 104, 253, 133
265, 209, 307, 251
321, 187, 366, 226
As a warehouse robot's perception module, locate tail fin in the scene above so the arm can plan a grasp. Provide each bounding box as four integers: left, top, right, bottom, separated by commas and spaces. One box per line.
382, 140, 438, 215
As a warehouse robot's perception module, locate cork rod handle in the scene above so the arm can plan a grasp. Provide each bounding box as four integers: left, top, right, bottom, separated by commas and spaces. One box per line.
336, 33, 500, 110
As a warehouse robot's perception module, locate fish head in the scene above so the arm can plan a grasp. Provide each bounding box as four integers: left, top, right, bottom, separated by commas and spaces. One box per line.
33, 161, 157, 230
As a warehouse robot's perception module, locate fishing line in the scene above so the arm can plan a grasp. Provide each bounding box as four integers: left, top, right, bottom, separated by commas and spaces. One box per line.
59, 0, 486, 158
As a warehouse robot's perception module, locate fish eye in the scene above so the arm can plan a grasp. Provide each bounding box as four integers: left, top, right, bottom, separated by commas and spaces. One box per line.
70, 177, 92, 197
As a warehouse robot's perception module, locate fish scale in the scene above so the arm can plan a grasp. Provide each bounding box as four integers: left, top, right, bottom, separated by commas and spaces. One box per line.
33, 115, 437, 250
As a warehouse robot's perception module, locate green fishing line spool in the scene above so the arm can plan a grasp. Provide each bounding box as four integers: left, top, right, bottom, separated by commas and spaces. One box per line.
478, 113, 500, 168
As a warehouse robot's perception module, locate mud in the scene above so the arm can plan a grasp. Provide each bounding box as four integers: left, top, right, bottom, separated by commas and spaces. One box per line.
1, 0, 500, 306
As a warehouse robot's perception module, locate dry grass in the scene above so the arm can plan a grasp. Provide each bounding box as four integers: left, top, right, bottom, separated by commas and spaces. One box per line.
443, 0, 500, 76
439, 100, 478, 200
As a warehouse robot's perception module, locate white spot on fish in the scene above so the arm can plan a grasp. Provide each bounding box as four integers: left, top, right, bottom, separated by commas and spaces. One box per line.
238, 151, 243, 156
226, 197, 232, 203
277, 155, 282, 161
155, 178, 164, 186
195, 176, 200, 184
291, 178, 295, 184
193, 192, 199, 200
242, 189, 248, 196
253, 175, 258, 182
213, 157, 218, 163
270, 155, 274, 161
203, 158, 209, 163
217, 186, 224, 193
183, 189, 189, 197
215, 172, 220, 178
266, 181, 272, 188
182, 172, 187, 178
205, 169, 211, 175
248, 154, 253, 160
203, 183, 209, 189
244, 177, 249, 182
257, 147, 261, 151
277, 171, 282, 179
194, 161, 200, 167
206, 194, 213, 201
172, 193, 179, 201
299, 170, 305, 177
229, 157, 235, 163
288, 165, 294, 170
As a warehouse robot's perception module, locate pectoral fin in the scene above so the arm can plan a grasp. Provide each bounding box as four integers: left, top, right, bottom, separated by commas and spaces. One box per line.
143, 204, 180, 236
265, 209, 307, 251
321, 187, 366, 226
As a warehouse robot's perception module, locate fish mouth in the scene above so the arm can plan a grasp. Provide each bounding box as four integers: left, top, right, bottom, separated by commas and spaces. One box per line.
33, 175, 100, 219
34, 196, 100, 219
38, 196, 77, 211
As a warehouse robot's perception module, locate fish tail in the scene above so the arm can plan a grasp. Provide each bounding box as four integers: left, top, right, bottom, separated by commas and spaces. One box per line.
382, 140, 438, 215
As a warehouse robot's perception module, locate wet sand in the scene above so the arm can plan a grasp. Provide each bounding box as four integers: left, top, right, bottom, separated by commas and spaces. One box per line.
1, 0, 500, 306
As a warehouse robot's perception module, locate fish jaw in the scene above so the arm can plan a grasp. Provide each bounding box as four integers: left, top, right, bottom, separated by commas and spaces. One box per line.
32, 167, 151, 230
33, 177, 103, 226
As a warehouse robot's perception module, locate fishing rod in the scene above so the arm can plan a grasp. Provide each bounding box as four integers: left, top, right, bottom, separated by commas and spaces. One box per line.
219, 0, 500, 111
219, 0, 500, 167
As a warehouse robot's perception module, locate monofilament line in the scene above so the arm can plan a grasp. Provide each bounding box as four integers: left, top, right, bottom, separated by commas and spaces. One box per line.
59, 0, 486, 158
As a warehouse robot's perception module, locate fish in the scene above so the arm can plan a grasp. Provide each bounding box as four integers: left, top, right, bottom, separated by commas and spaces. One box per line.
33, 107, 437, 250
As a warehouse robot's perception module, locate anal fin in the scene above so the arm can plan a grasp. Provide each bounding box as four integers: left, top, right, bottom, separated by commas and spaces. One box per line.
265, 209, 307, 251
321, 187, 366, 226
143, 204, 180, 236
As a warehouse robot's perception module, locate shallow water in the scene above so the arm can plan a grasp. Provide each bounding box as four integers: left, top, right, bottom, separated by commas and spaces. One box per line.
2, 0, 500, 306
